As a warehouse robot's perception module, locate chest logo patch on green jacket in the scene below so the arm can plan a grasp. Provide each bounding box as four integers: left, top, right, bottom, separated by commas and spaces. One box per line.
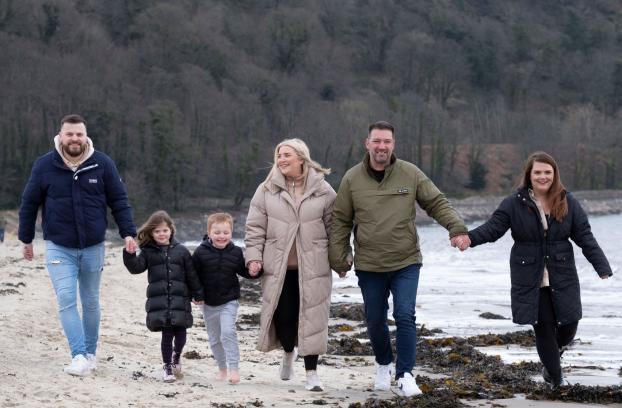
397, 188, 409, 194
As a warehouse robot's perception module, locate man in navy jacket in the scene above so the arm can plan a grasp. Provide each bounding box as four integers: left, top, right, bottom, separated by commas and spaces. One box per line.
18, 114, 137, 376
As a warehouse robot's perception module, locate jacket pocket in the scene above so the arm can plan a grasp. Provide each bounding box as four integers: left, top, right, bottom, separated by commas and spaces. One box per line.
510, 256, 538, 286
309, 239, 330, 278
551, 252, 578, 286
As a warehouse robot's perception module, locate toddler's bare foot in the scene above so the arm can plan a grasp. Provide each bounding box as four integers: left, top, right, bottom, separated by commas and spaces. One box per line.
217, 368, 227, 381
228, 369, 240, 384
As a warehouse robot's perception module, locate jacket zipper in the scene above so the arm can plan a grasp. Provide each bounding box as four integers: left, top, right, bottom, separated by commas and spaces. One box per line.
73, 163, 99, 180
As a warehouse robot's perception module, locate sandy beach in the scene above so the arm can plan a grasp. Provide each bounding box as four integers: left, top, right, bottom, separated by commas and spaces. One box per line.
1, 235, 620, 407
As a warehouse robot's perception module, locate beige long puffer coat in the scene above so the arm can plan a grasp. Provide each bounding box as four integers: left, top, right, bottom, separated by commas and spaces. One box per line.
245, 168, 336, 355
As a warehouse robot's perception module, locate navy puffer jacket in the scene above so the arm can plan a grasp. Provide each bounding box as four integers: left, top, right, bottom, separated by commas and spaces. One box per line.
19, 150, 135, 248
469, 188, 612, 325
123, 239, 204, 331
192, 239, 260, 306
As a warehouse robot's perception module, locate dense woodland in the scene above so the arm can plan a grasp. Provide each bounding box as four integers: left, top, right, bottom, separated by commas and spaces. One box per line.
1, 0, 622, 217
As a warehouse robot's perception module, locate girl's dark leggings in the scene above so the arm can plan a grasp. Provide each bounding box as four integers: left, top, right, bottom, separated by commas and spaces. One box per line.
532, 287, 578, 380
161, 326, 187, 364
273, 269, 319, 371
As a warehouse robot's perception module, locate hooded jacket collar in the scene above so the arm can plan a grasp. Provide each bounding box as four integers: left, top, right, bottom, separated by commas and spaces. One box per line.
264, 167, 328, 198
54, 134, 95, 172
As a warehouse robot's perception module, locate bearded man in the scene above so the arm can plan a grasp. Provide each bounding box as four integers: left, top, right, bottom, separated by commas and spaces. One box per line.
18, 114, 137, 376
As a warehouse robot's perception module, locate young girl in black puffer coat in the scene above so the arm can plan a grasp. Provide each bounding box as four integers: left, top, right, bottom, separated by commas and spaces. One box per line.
123, 210, 204, 382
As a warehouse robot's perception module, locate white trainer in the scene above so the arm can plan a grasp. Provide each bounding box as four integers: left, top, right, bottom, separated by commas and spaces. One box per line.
305, 370, 323, 391
279, 349, 297, 380
374, 362, 393, 391
162, 364, 175, 383
396, 372, 422, 397
86, 354, 97, 371
63, 354, 91, 376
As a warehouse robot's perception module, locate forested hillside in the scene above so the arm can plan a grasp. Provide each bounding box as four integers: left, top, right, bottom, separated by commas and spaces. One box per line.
1, 0, 621, 216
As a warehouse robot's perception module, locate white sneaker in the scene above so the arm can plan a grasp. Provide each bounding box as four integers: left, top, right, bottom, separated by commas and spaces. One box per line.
305, 370, 323, 391
63, 354, 91, 376
162, 364, 175, 383
374, 362, 393, 391
86, 354, 97, 371
396, 372, 422, 397
171, 351, 182, 378
279, 349, 297, 380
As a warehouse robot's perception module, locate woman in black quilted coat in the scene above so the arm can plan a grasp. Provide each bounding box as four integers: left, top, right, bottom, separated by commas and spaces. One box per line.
468, 152, 612, 387
123, 210, 204, 382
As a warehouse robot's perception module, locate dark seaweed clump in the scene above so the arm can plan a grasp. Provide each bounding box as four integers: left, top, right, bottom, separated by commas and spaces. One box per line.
331, 303, 366, 321
333, 325, 622, 404
348, 388, 468, 407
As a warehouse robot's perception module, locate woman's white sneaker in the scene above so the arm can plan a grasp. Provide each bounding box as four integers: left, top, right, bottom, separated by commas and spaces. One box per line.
279, 349, 297, 380
396, 373, 422, 397
305, 370, 323, 391
63, 354, 91, 376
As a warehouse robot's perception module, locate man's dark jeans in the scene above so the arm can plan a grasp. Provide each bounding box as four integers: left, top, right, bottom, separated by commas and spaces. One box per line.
356, 263, 421, 378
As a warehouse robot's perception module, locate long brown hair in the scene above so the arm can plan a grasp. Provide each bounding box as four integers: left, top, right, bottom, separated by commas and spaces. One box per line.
136, 210, 176, 246
520, 151, 568, 222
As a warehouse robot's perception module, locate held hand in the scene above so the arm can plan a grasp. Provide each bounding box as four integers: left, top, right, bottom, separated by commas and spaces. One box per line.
248, 261, 262, 276
125, 236, 137, 254
192, 300, 205, 305
346, 253, 353, 266
23, 243, 34, 261
450, 234, 471, 252
337, 271, 348, 278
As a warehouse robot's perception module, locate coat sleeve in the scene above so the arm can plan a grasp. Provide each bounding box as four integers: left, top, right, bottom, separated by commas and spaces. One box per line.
468, 196, 512, 247
237, 248, 263, 279
244, 185, 268, 264
103, 156, 136, 239
183, 248, 205, 301
123, 249, 148, 274
568, 195, 613, 277
18, 158, 45, 244
322, 183, 337, 236
328, 176, 354, 272
415, 169, 468, 237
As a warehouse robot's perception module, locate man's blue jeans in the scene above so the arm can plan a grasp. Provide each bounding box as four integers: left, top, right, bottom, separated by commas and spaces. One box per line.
356, 263, 421, 378
45, 241, 105, 357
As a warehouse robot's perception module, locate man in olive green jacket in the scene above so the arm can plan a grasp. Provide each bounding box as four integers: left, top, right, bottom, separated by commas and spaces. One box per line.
328, 121, 470, 397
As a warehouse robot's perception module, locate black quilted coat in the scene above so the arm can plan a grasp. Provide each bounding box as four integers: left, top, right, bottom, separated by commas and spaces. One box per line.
123, 239, 204, 331
468, 188, 612, 325
192, 239, 260, 307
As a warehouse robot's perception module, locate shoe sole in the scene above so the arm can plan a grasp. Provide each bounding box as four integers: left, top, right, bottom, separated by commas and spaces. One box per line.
64, 369, 90, 377
395, 387, 422, 397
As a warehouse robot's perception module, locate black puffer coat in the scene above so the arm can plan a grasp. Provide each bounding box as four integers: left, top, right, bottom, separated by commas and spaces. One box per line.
192, 239, 260, 306
123, 239, 204, 331
468, 188, 612, 326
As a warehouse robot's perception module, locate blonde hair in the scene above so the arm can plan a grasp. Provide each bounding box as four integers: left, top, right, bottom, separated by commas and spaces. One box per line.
207, 212, 234, 233
263, 138, 330, 186
136, 210, 175, 246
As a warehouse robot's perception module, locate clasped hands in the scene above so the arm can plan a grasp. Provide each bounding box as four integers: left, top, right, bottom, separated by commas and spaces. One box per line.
450, 234, 471, 251
248, 260, 262, 277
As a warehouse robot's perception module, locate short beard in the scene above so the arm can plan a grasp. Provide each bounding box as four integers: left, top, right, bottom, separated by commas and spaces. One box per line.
62, 144, 86, 158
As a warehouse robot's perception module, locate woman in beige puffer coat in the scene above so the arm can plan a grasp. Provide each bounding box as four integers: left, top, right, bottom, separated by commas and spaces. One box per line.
245, 138, 336, 392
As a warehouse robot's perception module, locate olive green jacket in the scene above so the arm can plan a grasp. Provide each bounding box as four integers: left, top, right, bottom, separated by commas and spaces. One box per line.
328, 153, 467, 272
